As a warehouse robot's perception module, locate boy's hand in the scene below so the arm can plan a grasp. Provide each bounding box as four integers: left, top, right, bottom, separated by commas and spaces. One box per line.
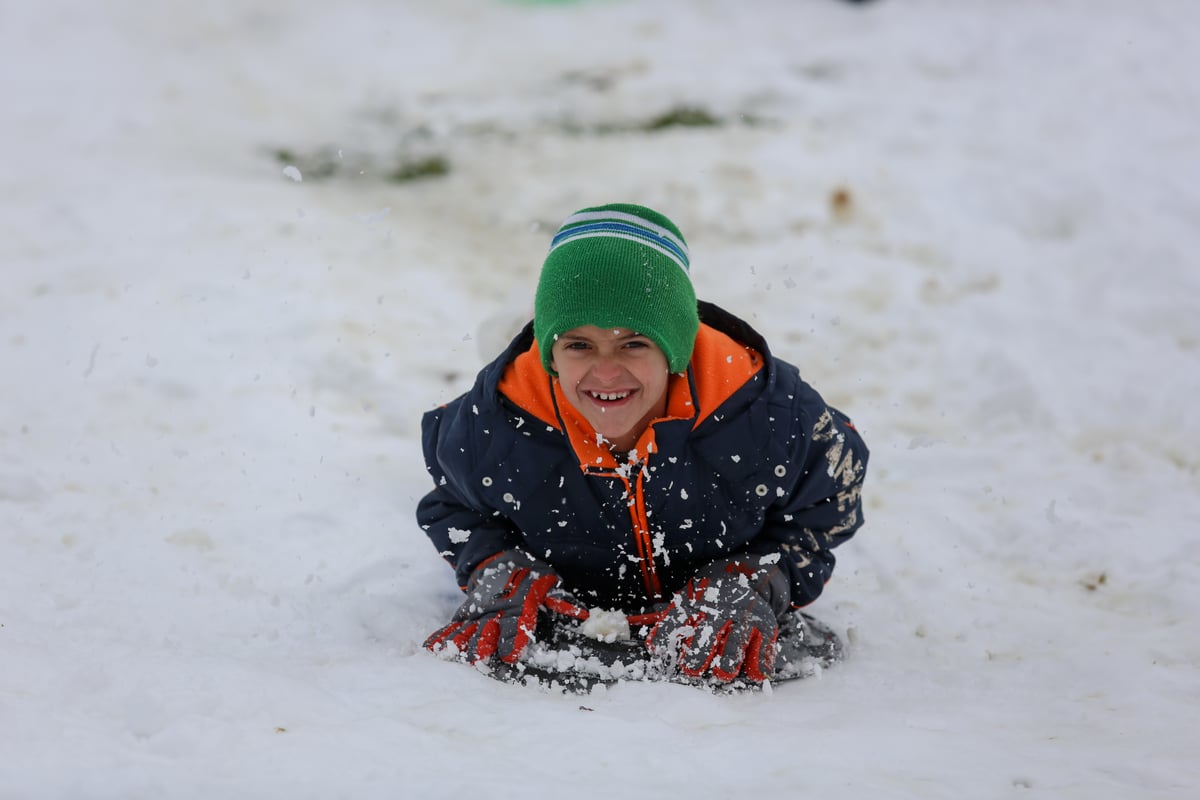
646, 555, 790, 683
424, 550, 584, 665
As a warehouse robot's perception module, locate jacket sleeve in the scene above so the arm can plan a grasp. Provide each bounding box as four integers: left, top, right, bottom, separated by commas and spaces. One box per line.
416, 403, 523, 590
746, 401, 869, 607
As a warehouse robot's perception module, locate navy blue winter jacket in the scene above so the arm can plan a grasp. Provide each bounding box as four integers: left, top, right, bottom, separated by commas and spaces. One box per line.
418, 302, 868, 613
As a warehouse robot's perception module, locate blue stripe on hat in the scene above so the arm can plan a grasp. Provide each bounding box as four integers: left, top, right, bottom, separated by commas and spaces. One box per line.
550, 221, 690, 271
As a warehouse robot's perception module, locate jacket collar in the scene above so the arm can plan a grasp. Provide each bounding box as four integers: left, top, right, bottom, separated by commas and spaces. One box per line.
496, 309, 764, 472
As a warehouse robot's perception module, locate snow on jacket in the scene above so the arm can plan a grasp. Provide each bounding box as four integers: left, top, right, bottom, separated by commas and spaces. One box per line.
417, 301, 869, 613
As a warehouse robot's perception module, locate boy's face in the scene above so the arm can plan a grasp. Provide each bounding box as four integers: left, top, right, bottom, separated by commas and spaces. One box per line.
550, 325, 670, 453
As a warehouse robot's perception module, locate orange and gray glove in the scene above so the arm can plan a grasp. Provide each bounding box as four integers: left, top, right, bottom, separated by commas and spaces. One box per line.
646, 554, 791, 683
424, 549, 586, 665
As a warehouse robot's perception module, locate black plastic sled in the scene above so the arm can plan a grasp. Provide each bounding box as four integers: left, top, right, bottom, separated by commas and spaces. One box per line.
483, 610, 846, 694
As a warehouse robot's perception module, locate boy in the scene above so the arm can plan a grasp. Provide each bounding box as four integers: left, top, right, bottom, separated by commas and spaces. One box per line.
418, 203, 868, 684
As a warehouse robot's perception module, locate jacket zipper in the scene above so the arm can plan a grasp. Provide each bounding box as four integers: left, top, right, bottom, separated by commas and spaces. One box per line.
588, 462, 663, 601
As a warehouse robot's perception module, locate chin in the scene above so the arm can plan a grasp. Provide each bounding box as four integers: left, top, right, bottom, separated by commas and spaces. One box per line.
593, 425, 632, 444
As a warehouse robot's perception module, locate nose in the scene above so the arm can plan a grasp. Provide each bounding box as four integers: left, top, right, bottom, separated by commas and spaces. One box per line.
589, 353, 623, 382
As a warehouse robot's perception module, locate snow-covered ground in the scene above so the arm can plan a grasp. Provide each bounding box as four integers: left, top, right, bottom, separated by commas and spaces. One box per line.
2, 0, 1198, 797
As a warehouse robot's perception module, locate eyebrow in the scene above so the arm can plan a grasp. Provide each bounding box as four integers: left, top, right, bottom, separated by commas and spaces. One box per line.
558, 330, 646, 343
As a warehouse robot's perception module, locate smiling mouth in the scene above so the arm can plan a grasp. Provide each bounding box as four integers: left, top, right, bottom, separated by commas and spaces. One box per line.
588, 390, 632, 402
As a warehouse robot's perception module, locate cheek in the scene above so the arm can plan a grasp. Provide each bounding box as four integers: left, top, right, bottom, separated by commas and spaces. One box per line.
635, 365, 667, 397
554, 361, 583, 388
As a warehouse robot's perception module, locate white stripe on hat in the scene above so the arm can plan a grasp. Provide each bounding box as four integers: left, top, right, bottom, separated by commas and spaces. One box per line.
560, 210, 689, 257
547, 230, 691, 274
550, 210, 691, 272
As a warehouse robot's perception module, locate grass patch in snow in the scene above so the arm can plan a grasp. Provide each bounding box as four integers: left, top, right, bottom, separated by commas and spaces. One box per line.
270, 146, 451, 184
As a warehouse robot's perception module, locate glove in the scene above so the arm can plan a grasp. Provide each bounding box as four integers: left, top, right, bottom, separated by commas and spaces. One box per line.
424, 549, 585, 665
646, 554, 790, 683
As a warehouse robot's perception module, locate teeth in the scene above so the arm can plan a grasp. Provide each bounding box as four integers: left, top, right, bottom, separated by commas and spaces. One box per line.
591, 391, 629, 401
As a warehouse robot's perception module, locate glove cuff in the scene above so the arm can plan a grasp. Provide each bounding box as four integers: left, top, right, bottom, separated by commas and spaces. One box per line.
699, 553, 791, 617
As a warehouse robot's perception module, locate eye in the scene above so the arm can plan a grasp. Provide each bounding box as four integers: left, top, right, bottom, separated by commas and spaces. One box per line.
562, 340, 591, 351
623, 338, 652, 350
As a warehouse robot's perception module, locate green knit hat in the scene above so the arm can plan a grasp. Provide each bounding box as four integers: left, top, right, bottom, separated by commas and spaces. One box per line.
534, 203, 700, 375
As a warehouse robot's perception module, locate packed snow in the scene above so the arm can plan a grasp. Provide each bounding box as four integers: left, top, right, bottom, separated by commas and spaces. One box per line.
578, 608, 632, 643
2, 0, 1198, 797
